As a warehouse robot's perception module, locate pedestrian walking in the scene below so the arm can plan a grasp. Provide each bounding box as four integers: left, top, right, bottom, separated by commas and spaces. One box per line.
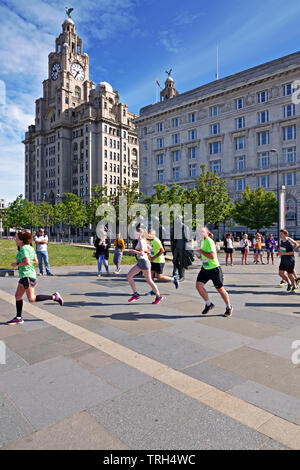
265, 234, 276, 265
145, 229, 179, 295
34, 228, 53, 276
224, 233, 234, 266
240, 234, 250, 265
7, 231, 63, 325
94, 231, 110, 277
126, 227, 163, 305
113, 232, 125, 274
196, 227, 233, 317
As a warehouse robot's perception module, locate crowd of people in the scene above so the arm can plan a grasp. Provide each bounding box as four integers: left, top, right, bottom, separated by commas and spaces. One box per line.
5, 225, 299, 325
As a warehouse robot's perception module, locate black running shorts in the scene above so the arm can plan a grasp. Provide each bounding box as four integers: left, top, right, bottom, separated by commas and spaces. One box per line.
151, 262, 165, 274
19, 277, 37, 290
196, 266, 224, 289
279, 263, 295, 274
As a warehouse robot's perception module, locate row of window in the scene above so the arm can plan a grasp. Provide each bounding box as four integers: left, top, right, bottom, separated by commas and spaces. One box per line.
156, 125, 297, 151
235, 172, 297, 191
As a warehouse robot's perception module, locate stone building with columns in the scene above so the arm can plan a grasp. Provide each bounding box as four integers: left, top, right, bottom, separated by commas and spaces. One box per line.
24, 17, 139, 208
135, 53, 300, 238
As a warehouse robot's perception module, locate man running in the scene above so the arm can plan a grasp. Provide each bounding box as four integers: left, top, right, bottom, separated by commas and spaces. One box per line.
196, 226, 233, 317
7, 231, 63, 325
277, 229, 298, 293
145, 229, 179, 295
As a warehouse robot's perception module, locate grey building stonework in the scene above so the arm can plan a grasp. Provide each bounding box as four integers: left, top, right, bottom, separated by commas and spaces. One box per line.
24, 18, 139, 207
134, 52, 300, 238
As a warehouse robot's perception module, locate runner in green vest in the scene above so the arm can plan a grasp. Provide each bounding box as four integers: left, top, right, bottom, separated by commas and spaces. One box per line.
196, 227, 233, 317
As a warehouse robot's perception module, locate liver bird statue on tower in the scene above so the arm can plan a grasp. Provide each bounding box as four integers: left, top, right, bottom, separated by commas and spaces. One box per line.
165, 69, 172, 78
65, 7, 74, 18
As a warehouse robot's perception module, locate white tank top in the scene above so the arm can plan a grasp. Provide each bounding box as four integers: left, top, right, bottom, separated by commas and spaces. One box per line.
136, 239, 149, 260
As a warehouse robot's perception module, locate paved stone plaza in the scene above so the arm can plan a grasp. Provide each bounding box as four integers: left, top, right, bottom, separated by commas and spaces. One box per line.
0, 256, 300, 450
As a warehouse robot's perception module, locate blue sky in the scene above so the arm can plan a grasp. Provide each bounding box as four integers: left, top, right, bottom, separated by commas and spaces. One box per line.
1, 0, 300, 202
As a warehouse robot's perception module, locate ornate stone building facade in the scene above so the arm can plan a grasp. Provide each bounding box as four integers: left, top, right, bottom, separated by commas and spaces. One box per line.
135, 53, 300, 237
24, 18, 139, 206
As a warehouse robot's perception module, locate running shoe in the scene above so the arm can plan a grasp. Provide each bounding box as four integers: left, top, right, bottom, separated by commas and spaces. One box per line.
287, 284, 292, 292
115, 269, 121, 274
224, 306, 233, 317
6, 317, 24, 325
202, 303, 215, 315
291, 287, 298, 294
172, 276, 179, 289
278, 280, 286, 287
145, 290, 155, 296
53, 292, 64, 306
128, 293, 140, 302
296, 278, 300, 287
152, 295, 163, 305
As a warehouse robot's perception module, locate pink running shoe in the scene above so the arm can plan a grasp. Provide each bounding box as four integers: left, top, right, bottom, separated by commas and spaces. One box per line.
7, 317, 24, 325
53, 292, 64, 306
152, 295, 163, 305
128, 293, 140, 302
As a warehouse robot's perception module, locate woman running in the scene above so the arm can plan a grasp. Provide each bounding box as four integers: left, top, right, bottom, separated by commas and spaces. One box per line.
126, 227, 163, 305
7, 231, 63, 325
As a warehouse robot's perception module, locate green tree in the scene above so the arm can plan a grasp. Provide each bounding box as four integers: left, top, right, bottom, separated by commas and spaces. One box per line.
184, 165, 232, 227
35, 202, 54, 235
2, 195, 37, 231
56, 193, 87, 242
86, 185, 109, 231
232, 186, 278, 231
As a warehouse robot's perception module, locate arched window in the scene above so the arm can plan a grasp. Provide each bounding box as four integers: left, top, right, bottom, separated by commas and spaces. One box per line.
286, 198, 297, 226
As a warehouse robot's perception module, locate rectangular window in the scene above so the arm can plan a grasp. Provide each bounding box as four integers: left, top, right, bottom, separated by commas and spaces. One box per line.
157, 154, 164, 165
283, 125, 296, 141
190, 164, 197, 177
173, 167, 180, 180
210, 160, 222, 174
257, 175, 270, 188
283, 147, 296, 163
210, 106, 219, 117
188, 129, 197, 141
189, 147, 197, 159
283, 83, 293, 96
235, 178, 246, 191
189, 113, 195, 123
211, 123, 220, 135
235, 116, 245, 130
235, 136, 246, 150
283, 104, 296, 118
172, 150, 180, 162
173, 133, 180, 145
235, 98, 244, 110
235, 155, 246, 170
258, 151, 270, 168
172, 118, 179, 128
156, 122, 163, 132
157, 138, 164, 149
283, 172, 296, 186
209, 141, 221, 154
258, 91, 269, 103
258, 110, 269, 124
257, 131, 270, 146
157, 170, 164, 182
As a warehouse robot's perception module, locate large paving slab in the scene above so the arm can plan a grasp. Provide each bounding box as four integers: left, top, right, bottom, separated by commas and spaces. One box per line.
2, 411, 129, 450
0, 346, 28, 375
0, 356, 121, 429
95, 362, 152, 392
89, 380, 271, 450
0, 391, 34, 448
182, 362, 247, 392
228, 381, 300, 423
248, 335, 297, 360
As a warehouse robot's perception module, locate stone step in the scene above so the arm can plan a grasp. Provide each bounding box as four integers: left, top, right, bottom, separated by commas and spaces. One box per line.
0, 269, 15, 277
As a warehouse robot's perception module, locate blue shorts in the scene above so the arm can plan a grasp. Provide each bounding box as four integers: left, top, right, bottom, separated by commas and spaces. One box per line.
267, 248, 274, 253
254, 249, 262, 254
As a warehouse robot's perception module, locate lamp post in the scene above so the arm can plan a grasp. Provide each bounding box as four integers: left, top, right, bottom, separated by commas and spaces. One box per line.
270, 149, 280, 245
53, 192, 60, 241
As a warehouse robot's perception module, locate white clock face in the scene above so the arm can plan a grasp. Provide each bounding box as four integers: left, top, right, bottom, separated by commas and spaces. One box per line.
71, 62, 85, 81
51, 62, 61, 81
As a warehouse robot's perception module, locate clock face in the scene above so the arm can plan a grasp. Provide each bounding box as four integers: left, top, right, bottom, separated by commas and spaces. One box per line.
51, 62, 61, 81
71, 62, 85, 81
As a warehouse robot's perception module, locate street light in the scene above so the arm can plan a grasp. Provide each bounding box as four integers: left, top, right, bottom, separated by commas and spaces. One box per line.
270, 148, 280, 245
53, 192, 61, 240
